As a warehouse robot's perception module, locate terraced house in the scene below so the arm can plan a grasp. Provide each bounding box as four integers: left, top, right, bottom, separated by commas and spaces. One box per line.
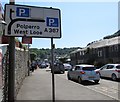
70, 30, 120, 67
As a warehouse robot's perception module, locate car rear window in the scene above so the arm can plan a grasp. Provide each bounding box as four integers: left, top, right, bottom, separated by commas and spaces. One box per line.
116, 65, 120, 69
82, 67, 95, 71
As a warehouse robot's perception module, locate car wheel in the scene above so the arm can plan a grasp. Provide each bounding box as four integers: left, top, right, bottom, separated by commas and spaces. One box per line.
111, 74, 117, 81
78, 77, 82, 84
94, 80, 99, 84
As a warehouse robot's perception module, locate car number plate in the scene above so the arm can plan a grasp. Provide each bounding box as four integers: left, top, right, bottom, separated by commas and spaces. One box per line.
89, 76, 94, 78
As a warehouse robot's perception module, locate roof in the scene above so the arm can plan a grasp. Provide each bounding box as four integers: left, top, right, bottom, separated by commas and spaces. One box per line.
71, 36, 120, 54
70, 48, 82, 54
106, 64, 120, 66
87, 36, 120, 48
75, 64, 94, 67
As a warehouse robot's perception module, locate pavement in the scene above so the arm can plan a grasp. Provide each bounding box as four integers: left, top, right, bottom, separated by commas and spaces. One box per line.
16, 68, 117, 101
16, 68, 52, 100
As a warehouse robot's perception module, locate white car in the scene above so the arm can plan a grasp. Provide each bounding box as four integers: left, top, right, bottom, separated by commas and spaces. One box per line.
67, 64, 100, 84
63, 63, 72, 71
96, 64, 120, 81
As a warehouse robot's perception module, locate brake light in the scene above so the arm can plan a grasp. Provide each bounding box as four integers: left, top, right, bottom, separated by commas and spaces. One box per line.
80, 71, 85, 74
115, 70, 120, 73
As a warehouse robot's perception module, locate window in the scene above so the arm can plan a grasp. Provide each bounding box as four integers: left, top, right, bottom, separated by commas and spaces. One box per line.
116, 65, 120, 69
115, 45, 118, 52
82, 67, 95, 71
80, 51, 81, 56
106, 65, 114, 69
75, 66, 80, 70
101, 65, 107, 70
98, 50, 102, 57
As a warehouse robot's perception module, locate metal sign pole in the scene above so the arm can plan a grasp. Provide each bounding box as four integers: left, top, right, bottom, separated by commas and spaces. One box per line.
8, 0, 15, 102
51, 38, 55, 102
28, 44, 30, 76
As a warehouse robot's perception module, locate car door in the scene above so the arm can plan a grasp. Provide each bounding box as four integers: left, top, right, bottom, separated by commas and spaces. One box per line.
74, 66, 81, 80
99, 65, 108, 77
100, 65, 114, 78
105, 65, 114, 78
68, 67, 75, 79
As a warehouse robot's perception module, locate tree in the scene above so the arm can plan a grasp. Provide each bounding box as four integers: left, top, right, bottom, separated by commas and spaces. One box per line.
30, 52, 37, 62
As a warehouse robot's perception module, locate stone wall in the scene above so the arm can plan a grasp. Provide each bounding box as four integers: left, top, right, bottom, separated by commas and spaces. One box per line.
15, 47, 28, 98
1, 45, 29, 100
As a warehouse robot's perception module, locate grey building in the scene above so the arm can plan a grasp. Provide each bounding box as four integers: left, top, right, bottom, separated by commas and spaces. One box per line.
70, 33, 120, 67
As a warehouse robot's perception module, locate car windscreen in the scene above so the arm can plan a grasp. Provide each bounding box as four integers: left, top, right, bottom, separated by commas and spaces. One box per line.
116, 65, 120, 69
82, 67, 96, 71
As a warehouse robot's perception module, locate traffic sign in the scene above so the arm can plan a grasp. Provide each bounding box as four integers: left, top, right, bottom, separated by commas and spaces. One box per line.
22, 37, 32, 44
4, 4, 61, 38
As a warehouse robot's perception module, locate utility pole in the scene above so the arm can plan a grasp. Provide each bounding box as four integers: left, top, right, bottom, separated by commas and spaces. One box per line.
8, 0, 15, 101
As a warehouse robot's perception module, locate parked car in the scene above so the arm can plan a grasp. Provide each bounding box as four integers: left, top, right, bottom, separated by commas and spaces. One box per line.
67, 64, 100, 84
51, 62, 65, 74
38, 62, 47, 69
95, 64, 120, 81
63, 63, 72, 71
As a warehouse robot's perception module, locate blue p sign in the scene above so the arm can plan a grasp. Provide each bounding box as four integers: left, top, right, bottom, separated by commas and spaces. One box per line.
46, 17, 58, 27
16, 7, 30, 17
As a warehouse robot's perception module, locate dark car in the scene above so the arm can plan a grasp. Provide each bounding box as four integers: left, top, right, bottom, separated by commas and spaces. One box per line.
51, 62, 65, 74
38, 62, 47, 68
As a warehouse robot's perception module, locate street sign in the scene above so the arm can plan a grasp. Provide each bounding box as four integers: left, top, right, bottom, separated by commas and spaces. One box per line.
4, 4, 61, 38
1, 35, 9, 44
22, 37, 32, 44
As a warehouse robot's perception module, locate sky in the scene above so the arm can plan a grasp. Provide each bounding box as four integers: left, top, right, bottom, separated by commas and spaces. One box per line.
1, 0, 119, 49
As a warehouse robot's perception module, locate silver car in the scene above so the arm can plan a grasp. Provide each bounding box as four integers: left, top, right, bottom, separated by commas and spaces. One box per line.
95, 64, 120, 81
63, 63, 72, 71
67, 64, 100, 84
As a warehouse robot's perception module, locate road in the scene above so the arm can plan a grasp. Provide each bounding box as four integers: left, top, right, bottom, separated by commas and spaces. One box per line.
17, 68, 120, 101
57, 71, 120, 100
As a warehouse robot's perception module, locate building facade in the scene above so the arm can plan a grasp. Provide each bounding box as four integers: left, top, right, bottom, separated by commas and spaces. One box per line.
70, 32, 120, 67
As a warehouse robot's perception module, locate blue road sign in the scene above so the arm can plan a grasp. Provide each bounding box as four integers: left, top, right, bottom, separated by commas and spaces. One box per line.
46, 17, 58, 27
16, 7, 30, 17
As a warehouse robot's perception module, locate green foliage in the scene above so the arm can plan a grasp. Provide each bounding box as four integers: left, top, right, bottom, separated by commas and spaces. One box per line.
29, 47, 80, 61
59, 57, 68, 63
30, 52, 37, 61
15, 37, 20, 42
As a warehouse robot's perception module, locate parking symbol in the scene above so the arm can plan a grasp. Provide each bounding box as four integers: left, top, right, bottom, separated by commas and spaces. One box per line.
16, 7, 30, 17
46, 17, 58, 27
